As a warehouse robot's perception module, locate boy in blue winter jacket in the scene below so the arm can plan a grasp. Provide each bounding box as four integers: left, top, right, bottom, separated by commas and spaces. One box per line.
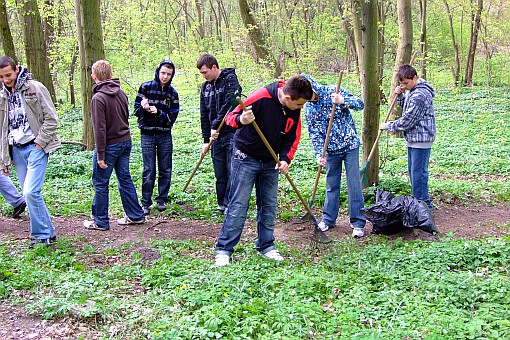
380, 65, 436, 210
302, 74, 366, 238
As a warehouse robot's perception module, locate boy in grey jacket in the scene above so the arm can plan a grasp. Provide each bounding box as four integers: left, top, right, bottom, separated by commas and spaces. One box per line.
0, 56, 61, 246
380, 64, 436, 210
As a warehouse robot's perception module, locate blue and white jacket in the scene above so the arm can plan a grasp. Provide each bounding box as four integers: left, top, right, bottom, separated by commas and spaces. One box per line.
386, 78, 436, 148
302, 74, 363, 157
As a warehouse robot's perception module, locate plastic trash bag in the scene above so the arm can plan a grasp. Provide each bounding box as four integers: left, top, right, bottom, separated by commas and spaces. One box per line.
361, 189, 437, 235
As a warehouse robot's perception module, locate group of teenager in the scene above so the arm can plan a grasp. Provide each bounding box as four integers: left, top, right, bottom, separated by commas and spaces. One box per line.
0, 54, 435, 265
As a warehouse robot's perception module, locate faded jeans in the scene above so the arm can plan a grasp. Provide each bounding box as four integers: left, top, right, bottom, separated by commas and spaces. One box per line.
408, 147, 432, 210
0, 172, 24, 208
211, 131, 234, 208
216, 149, 279, 256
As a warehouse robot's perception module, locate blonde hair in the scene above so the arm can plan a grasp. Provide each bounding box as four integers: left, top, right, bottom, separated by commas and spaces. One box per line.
91, 60, 113, 81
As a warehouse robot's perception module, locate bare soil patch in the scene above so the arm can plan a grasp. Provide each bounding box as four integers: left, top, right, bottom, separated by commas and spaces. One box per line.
0, 202, 509, 339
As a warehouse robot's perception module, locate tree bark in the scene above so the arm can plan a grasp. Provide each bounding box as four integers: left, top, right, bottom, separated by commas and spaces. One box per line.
359, 0, 381, 187
75, 0, 105, 150
443, 0, 460, 85
390, 0, 413, 95
0, 0, 17, 63
18, 0, 56, 102
238, 0, 282, 78
464, 0, 483, 86
419, 0, 427, 79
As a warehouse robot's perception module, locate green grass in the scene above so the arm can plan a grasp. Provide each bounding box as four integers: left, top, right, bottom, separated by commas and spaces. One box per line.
1, 237, 509, 338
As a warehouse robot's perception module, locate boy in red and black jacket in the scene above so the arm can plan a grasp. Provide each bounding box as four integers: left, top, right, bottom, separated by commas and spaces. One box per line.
214, 75, 313, 267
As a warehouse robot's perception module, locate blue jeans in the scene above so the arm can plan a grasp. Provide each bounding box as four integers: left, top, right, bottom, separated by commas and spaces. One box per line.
216, 149, 279, 255
0, 173, 24, 208
211, 131, 234, 207
12, 144, 56, 240
140, 133, 173, 208
408, 147, 432, 210
92, 140, 145, 228
322, 147, 366, 229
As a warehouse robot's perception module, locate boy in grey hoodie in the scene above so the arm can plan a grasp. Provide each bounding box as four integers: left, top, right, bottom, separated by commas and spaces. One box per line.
380, 65, 436, 210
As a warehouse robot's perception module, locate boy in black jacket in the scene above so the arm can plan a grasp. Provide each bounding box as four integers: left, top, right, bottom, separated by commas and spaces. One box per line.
197, 54, 241, 216
214, 75, 312, 267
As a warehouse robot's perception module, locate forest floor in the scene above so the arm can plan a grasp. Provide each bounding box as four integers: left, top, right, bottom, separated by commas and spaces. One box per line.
1, 202, 509, 339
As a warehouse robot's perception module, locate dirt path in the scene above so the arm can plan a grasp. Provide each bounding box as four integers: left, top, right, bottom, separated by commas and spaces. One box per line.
0, 203, 509, 339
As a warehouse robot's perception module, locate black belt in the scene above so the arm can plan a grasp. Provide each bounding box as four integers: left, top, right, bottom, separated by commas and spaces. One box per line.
12, 140, 35, 148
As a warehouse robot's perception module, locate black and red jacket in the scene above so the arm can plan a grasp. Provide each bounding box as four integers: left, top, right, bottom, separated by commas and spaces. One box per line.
226, 81, 301, 164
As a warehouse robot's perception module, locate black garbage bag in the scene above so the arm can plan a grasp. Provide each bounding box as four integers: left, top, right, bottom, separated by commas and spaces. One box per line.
362, 189, 437, 235
401, 196, 437, 233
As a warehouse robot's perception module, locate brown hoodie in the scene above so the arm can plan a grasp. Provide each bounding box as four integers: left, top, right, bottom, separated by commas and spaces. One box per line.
90, 78, 131, 161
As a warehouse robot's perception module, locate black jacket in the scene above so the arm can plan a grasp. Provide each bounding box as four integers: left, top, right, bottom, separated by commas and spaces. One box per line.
199, 68, 241, 143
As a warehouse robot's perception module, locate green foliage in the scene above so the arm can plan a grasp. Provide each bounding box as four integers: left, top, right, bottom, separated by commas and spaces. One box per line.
1, 237, 509, 338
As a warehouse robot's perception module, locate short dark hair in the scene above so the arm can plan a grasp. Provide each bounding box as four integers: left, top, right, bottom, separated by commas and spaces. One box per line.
397, 64, 418, 81
197, 53, 219, 69
282, 75, 313, 101
0, 56, 16, 70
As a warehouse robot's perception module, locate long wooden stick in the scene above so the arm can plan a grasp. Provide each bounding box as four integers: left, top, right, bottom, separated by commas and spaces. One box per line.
309, 71, 344, 207
182, 112, 229, 192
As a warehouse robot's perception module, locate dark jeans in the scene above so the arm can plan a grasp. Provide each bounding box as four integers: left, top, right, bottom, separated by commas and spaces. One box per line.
140, 133, 173, 208
92, 140, 144, 228
407, 147, 432, 210
216, 149, 279, 255
211, 131, 234, 208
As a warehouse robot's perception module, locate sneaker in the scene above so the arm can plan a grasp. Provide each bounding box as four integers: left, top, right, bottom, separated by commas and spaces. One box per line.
211, 208, 225, 218
28, 239, 51, 248
142, 206, 151, 215
117, 216, 145, 225
318, 221, 334, 232
83, 220, 109, 231
157, 202, 167, 212
352, 227, 365, 238
12, 201, 26, 218
215, 254, 230, 267
260, 249, 284, 261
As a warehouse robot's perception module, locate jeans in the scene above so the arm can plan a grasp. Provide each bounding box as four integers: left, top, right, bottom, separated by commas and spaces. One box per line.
216, 149, 279, 255
0, 173, 24, 208
12, 144, 55, 240
322, 147, 366, 229
92, 140, 145, 228
211, 131, 234, 208
408, 147, 432, 210
140, 133, 173, 208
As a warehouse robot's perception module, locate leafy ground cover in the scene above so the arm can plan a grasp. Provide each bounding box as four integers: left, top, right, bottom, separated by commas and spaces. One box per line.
0, 84, 509, 339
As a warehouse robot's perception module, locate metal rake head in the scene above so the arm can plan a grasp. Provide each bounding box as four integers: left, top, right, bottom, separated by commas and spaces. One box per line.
309, 214, 332, 247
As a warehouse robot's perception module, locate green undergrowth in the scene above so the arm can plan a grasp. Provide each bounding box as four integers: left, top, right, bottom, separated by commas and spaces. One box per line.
0, 236, 509, 339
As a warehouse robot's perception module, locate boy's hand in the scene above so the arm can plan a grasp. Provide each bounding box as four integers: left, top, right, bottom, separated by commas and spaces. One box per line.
240, 106, 255, 125
394, 86, 404, 95
331, 93, 345, 105
317, 156, 326, 166
276, 161, 289, 174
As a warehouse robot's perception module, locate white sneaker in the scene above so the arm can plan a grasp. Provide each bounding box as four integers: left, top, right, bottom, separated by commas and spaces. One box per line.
318, 221, 333, 232
352, 227, 365, 238
260, 249, 284, 261
215, 254, 230, 267
117, 216, 145, 225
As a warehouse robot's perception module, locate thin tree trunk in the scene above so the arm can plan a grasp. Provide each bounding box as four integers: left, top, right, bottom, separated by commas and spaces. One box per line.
391, 0, 413, 96
443, 0, 460, 85
0, 0, 17, 62
19, 0, 56, 102
464, 0, 483, 86
238, 0, 282, 78
419, 0, 427, 79
359, 0, 381, 187
75, 0, 105, 150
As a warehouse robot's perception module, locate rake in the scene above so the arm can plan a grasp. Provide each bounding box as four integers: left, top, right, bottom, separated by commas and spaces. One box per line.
236, 97, 331, 245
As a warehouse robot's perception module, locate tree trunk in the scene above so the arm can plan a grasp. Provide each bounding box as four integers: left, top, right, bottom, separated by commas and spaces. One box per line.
359, 0, 381, 187
419, 0, 427, 79
350, 0, 363, 79
0, 0, 17, 63
75, 0, 105, 150
443, 0, 461, 85
464, 0, 483, 86
18, 0, 56, 102
390, 0, 413, 96
238, 0, 282, 78
194, 0, 205, 38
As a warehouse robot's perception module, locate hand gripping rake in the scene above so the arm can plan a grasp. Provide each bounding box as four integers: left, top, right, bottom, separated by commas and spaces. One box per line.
236, 97, 331, 245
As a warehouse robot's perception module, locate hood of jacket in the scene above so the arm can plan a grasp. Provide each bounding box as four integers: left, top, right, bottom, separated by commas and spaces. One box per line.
93, 78, 122, 96
413, 78, 435, 100
154, 58, 176, 86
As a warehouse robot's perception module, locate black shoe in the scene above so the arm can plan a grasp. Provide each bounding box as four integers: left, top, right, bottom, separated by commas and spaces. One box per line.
28, 238, 51, 248
49, 236, 57, 243
143, 206, 151, 215
157, 202, 167, 212
13, 201, 26, 218
211, 208, 225, 218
